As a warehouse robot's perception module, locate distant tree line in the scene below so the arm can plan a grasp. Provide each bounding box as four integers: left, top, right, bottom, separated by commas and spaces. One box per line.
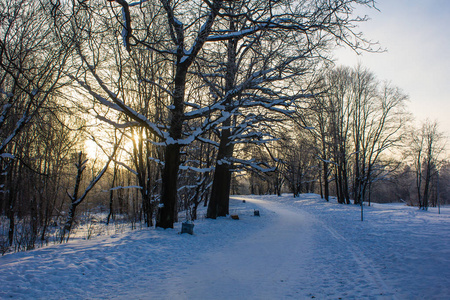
250, 67, 448, 209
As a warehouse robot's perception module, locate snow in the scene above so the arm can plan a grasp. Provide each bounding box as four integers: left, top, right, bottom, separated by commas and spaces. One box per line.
102, 185, 142, 192
1, 194, 449, 299
178, 165, 213, 173
207, 26, 265, 42
0, 153, 14, 159
0, 115, 32, 152
179, 54, 190, 64
173, 17, 182, 27
184, 101, 225, 118
0, 89, 13, 98
128, 0, 149, 7
161, 115, 230, 146
121, 7, 129, 50
184, 101, 201, 109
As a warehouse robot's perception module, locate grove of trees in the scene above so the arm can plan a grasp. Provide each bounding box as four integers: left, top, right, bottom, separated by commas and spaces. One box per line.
0, 0, 448, 254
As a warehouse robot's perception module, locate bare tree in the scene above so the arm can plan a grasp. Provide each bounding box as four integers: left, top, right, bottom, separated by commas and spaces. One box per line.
0, 0, 72, 247
202, 0, 377, 217
278, 129, 318, 197
56, 0, 376, 227
349, 66, 408, 205
0, 1, 71, 153
323, 67, 353, 204
302, 66, 407, 205
296, 75, 333, 201
60, 0, 229, 228
61, 145, 118, 242
410, 120, 446, 210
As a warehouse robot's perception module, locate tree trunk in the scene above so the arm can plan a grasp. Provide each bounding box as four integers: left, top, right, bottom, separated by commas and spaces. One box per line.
106, 163, 118, 225
61, 152, 83, 242
208, 147, 233, 218
323, 160, 329, 201
157, 143, 181, 228
416, 166, 423, 208
343, 163, 351, 204
207, 126, 234, 218
61, 202, 78, 242
7, 196, 15, 246
422, 161, 432, 211
6, 159, 17, 246
156, 55, 188, 228
207, 18, 237, 219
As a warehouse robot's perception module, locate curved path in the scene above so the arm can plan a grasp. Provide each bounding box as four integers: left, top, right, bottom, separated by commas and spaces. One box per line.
162, 197, 395, 299
6, 195, 430, 299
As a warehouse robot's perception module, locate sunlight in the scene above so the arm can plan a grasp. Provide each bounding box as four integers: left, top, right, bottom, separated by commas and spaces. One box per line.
84, 139, 102, 160
83, 130, 143, 164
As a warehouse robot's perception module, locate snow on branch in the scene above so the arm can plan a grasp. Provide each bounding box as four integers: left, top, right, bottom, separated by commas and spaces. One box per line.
179, 165, 214, 173
230, 132, 276, 145
0, 88, 13, 98
207, 26, 265, 42
237, 96, 297, 115
113, 160, 138, 175
197, 136, 219, 147
128, 0, 150, 7
184, 68, 282, 121
0, 103, 12, 126
75, 51, 165, 139
72, 148, 118, 207
206, 16, 312, 43
154, 108, 232, 146
0, 153, 15, 159
230, 157, 276, 173
315, 155, 338, 166
184, 101, 201, 109
102, 185, 143, 192
0, 113, 32, 153
114, 0, 133, 51
163, 0, 220, 68
148, 156, 164, 166
184, 98, 226, 119
70, 76, 124, 112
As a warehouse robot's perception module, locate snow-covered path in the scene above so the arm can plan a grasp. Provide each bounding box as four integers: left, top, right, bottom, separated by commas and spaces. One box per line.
1, 194, 449, 299
162, 197, 395, 299
167, 198, 320, 299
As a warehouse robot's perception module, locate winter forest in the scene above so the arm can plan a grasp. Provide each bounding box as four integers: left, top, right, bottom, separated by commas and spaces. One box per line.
0, 0, 449, 258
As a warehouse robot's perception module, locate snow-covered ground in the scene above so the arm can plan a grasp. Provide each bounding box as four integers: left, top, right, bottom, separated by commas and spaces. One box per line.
1, 194, 449, 299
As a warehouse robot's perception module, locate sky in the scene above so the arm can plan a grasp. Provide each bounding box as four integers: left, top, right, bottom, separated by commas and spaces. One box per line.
333, 0, 450, 139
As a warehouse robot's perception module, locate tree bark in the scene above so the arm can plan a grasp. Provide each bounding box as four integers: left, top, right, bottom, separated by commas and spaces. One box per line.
62, 202, 78, 242
106, 163, 118, 225
207, 17, 237, 219
207, 130, 234, 218
156, 0, 220, 228
321, 138, 329, 201
156, 65, 186, 228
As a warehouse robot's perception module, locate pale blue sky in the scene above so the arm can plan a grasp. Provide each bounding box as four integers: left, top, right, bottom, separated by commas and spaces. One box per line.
334, 0, 450, 138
